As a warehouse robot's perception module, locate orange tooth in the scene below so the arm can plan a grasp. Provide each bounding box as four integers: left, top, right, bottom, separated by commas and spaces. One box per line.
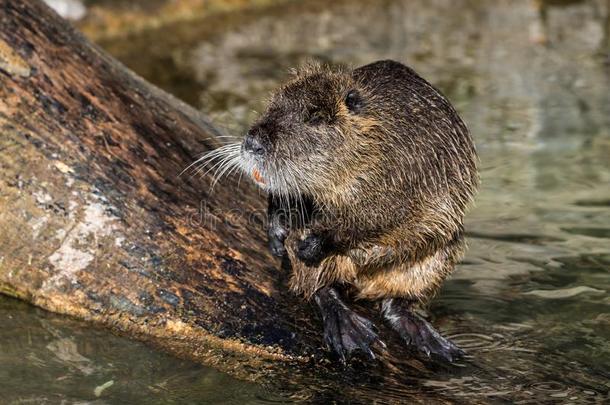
252, 168, 264, 184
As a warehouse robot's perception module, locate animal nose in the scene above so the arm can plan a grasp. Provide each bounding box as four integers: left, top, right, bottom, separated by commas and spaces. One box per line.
243, 132, 266, 156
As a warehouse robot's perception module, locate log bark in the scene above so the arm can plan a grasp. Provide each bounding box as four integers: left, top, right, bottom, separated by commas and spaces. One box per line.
0, 1, 451, 401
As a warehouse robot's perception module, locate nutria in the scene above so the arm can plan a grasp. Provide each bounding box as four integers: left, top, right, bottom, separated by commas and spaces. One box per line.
238, 60, 478, 362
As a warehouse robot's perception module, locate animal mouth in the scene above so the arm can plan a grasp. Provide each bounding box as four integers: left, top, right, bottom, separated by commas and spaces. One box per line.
251, 168, 265, 185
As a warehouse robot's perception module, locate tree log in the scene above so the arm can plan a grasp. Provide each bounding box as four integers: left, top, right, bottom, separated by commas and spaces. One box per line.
0, 1, 455, 401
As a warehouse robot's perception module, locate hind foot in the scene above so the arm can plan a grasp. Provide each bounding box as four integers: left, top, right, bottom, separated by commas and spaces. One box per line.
315, 287, 384, 363
382, 298, 464, 362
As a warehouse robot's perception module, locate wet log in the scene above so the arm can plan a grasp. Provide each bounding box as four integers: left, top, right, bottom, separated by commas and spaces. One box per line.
0, 1, 454, 401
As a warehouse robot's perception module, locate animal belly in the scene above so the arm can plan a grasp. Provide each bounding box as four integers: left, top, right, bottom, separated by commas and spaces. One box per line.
285, 232, 462, 301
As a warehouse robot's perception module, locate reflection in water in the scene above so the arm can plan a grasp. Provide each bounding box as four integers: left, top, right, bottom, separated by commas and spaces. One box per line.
4, 0, 610, 403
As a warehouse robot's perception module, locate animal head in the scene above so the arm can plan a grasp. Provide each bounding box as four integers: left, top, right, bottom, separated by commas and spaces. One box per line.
240, 63, 382, 198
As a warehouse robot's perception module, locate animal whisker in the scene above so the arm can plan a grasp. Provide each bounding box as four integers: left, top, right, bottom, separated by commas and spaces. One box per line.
180, 142, 241, 178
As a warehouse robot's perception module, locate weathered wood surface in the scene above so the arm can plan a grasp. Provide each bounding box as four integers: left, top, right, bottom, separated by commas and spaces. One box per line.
0, 1, 457, 401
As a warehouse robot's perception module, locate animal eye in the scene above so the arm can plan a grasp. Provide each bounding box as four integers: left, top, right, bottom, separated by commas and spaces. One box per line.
306, 109, 326, 125
345, 89, 363, 113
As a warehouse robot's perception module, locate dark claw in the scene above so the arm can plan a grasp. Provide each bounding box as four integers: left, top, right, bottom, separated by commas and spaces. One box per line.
268, 226, 288, 257
268, 234, 287, 257
297, 234, 327, 266
393, 312, 464, 362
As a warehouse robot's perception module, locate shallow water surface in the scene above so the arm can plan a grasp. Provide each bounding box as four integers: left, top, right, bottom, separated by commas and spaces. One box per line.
0, 297, 274, 403
3, 0, 610, 403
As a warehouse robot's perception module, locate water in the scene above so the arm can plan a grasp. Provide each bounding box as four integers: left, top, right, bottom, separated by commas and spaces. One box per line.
0, 297, 272, 403
3, 0, 610, 402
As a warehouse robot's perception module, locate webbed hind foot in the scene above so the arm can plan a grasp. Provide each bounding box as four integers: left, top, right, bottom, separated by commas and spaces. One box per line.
382, 298, 464, 362
315, 287, 384, 363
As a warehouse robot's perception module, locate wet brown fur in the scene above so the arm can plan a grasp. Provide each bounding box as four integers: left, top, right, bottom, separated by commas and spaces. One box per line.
247, 60, 478, 303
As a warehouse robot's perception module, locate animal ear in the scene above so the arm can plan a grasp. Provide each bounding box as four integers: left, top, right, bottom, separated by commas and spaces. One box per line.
345, 89, 363, 113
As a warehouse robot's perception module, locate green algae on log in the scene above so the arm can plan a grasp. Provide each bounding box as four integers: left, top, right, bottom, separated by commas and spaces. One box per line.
0, 0, 456, 402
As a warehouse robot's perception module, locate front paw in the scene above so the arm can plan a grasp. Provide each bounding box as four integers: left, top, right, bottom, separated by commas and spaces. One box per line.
268, 226, 288, 257
297, 234, 327, 266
